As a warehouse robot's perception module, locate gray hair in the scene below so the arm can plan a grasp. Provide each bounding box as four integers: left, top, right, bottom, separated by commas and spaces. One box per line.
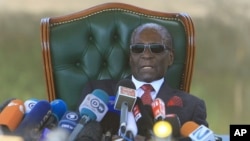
130, 23, 173, 48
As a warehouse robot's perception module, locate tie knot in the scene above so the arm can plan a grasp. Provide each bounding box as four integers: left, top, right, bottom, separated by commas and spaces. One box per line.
141, 84, 154, 92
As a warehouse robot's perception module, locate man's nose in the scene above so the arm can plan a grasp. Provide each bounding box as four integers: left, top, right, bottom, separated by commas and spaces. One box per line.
142, 47, 153, 57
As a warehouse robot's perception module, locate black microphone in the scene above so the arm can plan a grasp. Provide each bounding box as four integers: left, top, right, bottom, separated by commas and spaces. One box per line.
164, 114, 181, 137
124, 130, 135, 141
151, 98, 181, 138
165, 97, 184, 137
104, 130, 112, 141
14, 100, 52, 141
68, 89, 109, 141
132, 98, 154, 139
39, 110, 80, 141
151, 98, 177, 140
114, 79, 137, 136
41, 99, 67, 129
75, 120, 103, 141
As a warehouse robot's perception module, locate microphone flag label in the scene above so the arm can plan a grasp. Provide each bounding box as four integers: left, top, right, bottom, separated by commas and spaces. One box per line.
120, 86, 135, 97
80, 94, 108, 122
65, 112, 79, 121
151, 98, 165, 120
189, 125, 215, 141
230, 124, 250, 141
132, 104, 142, 121
114, 86, 136, 111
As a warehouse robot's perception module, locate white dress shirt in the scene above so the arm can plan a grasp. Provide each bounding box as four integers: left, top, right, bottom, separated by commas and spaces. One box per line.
131, 76, 164, 100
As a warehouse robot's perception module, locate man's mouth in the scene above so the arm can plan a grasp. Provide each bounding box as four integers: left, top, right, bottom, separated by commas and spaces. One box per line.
141, 66, 153, 69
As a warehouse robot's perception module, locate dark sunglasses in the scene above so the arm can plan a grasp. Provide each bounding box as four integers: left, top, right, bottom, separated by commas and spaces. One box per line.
130, 43, 170, 54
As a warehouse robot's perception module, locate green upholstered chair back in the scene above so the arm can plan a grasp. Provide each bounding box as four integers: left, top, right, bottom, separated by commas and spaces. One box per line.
40, 2, 195, 110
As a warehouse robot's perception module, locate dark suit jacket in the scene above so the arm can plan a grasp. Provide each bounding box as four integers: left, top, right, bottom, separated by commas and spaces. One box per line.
78, 78, 208, 135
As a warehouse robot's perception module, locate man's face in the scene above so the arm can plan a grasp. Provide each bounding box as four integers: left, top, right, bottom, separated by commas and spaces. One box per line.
129, 28, 173, 83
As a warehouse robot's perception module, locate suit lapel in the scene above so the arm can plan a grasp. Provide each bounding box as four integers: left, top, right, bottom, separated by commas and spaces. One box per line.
155, 79, 174, 102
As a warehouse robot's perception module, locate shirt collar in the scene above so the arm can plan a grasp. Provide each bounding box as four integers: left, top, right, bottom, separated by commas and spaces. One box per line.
131, 75, 164, 94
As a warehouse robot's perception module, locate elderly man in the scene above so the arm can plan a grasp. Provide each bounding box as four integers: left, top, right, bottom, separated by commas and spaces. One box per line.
78, 23, 208, 140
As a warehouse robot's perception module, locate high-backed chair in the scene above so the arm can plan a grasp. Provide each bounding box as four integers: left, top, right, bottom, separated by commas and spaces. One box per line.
40, 2, 195, 110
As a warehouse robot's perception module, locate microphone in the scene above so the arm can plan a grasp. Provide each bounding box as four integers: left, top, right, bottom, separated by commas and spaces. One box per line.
124, 130, 135, 141
39, 127, 69, 141
164, 114, 181, 137
39, 110, 77, 141
132, 98, 154, 138
122, 112, 137, 141
24, 98, 39, 115
152, 98, 181, 137
68, 89, 109, 141
151, 98, 166, 121
104, 130, 112, 141
0, 135, 24, 141
41, 99, 67, 129
58, 111, 80, 133
0, 99, 25, 133
0, 98, 16, 113
75, 120, 103, 141
50, 99, 67, 120
108, 96, 120, 114
180, 121, 215, 141
14, 100, 52, 141
114, 79, 137, 136
153, 120, 172, 141
120, 101, 128, 136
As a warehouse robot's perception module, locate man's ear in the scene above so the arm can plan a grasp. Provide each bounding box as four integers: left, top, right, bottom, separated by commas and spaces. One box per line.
168, 51, 174, 66
129, 55, 132, 66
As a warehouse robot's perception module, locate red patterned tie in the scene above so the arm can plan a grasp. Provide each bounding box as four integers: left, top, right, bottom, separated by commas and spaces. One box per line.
141, 84, 154, 105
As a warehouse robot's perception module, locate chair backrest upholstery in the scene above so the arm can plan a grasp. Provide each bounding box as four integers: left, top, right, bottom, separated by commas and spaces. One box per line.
40, 2, 195, 110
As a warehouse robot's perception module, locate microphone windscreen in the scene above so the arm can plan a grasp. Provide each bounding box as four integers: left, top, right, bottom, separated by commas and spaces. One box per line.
0, 99, 25, 131
69, 89, 109, 141
24, 98, 38, 115
180, 121, 199, 137
153, 120, 172, 139
180, 121, 215, 141
79, 89, 109, 122
42, 99, 67, 130
58, 111, 80, 133
132, 98, 154, 137
0, 98, 16, 113
50, 99, 67, 120
75, 120, 103, 141
92, 89, 109, 104
165, 114, 181, 137
14, 100, 51, 137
